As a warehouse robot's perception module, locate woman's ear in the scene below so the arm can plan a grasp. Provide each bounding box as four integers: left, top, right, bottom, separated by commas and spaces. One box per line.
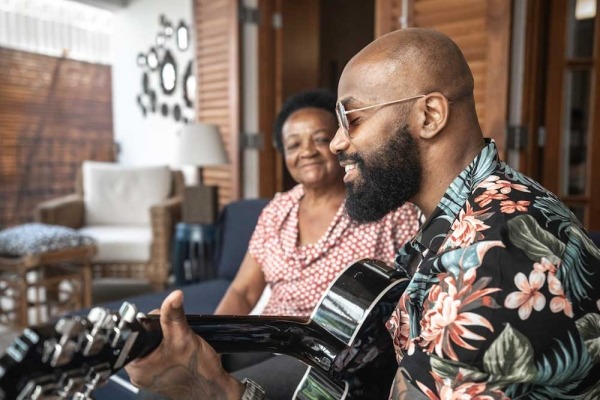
415, 92, 449, 140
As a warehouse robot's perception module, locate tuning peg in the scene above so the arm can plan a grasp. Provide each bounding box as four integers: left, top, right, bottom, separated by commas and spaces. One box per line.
119, 302, 138, 323
111, 302, 139, 347
57, 371, 87, 398
55, 318, 85, 340
87, 308, 117, 330
72, 364, 111, 399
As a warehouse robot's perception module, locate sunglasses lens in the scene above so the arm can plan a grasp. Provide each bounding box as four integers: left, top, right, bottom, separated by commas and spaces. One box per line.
336, 102, 349, 134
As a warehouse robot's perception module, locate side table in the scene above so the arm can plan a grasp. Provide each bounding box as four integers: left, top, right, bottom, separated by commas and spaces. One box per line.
0, 244, 97, 327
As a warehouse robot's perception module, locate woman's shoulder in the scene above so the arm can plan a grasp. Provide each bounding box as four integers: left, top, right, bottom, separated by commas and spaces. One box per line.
260, 184, 303, 218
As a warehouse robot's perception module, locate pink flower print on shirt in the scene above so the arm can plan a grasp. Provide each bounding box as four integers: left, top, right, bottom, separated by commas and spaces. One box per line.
443, 202, 492, 249
505, 270, 546, 320
474, 190, 508, 208
419, 268, 500, 361
477, 175, 530, 194
416, 370, 510, 400
500, 200, 530, 214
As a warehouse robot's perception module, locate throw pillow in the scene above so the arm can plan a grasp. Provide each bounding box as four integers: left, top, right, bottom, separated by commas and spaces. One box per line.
0, 223, 95, 257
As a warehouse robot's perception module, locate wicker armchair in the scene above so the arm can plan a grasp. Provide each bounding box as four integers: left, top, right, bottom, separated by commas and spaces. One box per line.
35, 162, 185, 290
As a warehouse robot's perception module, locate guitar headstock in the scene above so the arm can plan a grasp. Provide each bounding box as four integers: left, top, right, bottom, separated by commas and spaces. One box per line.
0, 302, 160, 400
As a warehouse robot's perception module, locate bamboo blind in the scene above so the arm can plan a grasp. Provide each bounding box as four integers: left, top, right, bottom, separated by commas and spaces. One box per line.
0, 47, 113, 227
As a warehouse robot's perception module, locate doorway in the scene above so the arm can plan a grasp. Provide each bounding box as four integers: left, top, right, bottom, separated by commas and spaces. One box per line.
523, 0, 600, 229
257, 0, 375, 196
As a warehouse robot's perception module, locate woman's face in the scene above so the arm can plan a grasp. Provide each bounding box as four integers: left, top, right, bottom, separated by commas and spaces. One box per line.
282, 107, 344, 188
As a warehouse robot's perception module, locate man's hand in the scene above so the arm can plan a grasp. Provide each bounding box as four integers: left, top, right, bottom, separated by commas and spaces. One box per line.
125, 291, 245, 400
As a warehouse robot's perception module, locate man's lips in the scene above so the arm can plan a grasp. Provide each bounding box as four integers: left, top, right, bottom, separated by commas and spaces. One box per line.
343, 163, 358, 183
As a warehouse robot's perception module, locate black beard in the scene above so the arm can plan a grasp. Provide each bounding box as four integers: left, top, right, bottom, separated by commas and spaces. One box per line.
344, 125, 421, 223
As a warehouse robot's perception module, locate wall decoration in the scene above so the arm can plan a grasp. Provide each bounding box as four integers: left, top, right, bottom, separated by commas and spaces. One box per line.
156, 33, 166, 47
177, 21, 189, 51
160, 50, 177, 95
183, 60, 195, 107
147, 48, 159, 70
135, 14, 194, 123
136, 53, 146, 67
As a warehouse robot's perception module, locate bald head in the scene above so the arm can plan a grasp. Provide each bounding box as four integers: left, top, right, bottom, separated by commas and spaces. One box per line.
333, 28, 486, 218
342, 28, 474, 104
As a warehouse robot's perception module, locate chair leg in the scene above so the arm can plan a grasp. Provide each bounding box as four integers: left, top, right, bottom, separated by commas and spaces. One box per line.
17, 276, 28, 328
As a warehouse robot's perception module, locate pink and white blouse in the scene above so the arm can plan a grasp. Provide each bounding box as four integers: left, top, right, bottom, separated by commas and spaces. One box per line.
249, 184, 420, 316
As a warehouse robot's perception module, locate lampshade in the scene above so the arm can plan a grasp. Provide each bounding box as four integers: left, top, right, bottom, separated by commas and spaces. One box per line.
174, 123, 228, 166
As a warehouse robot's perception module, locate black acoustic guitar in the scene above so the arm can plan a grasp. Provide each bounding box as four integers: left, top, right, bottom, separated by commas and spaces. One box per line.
0, 259, 409, 400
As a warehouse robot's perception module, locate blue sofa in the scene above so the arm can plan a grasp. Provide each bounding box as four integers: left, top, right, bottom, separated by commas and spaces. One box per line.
91, 198, 269, 399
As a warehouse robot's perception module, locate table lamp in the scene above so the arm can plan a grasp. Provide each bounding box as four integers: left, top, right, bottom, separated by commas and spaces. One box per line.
174, 123, 228, 224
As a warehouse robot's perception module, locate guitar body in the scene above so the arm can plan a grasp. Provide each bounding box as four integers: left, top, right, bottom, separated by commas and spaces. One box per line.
294, 259, 409, 400
0, 259, 409, 400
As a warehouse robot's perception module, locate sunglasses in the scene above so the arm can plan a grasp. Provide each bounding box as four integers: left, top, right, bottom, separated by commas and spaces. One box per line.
335, 94, 425, 138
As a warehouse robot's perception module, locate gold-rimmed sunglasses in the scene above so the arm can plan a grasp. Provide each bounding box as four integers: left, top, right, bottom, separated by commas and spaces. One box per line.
335, 94, 425, 138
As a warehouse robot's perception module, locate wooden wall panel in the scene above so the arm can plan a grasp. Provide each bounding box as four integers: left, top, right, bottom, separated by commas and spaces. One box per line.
375, 0, 511, 155
194, 0, 240, 207
0, 47, 113, 227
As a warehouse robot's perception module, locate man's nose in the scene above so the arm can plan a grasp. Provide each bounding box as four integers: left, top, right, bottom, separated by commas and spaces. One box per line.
329, 126, 350, 155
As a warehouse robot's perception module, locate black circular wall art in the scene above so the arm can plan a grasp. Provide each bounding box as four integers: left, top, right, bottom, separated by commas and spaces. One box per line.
135, 15, 194, 121
173, 104, 182, 121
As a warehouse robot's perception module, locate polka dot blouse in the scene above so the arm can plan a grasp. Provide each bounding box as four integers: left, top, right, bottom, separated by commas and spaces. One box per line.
249, 184, 421, 317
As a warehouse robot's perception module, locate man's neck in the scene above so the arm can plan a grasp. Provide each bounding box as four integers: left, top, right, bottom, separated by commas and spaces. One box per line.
414, 137, 485, 219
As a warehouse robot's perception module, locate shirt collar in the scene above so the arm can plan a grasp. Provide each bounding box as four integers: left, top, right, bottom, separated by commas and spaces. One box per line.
413, 138, 500, 255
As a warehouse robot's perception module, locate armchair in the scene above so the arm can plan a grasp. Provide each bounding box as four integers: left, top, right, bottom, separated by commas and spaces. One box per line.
35, 161, 185, 289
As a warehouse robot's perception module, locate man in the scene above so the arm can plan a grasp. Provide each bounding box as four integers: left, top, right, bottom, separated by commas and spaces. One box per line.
127, 28, 600, 399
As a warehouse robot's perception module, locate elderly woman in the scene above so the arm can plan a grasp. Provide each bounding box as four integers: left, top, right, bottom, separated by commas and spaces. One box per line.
132, 89, 420, 400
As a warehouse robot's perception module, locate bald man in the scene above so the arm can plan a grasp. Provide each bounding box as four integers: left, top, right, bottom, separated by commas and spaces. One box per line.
126, 29, 600, 399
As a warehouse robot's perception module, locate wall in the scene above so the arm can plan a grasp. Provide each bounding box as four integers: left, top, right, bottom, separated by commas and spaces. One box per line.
375, 0, 511, 156
111, 0, 194, 166
0, 47, 113, 226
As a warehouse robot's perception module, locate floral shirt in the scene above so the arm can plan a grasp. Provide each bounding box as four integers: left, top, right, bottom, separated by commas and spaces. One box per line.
249, 184, 420, 316
386, 139, 600, 399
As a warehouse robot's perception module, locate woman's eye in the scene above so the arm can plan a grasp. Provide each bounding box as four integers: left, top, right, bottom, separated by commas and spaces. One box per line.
315, 137, 331, 144
285, 143, 299, 152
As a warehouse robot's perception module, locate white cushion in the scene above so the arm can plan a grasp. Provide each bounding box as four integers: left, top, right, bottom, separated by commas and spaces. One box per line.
82, 161, 171, 226
79, 226, 152, 262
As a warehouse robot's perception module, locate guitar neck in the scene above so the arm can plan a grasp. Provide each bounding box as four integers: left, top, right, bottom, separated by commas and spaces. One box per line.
141, 314, 347, 372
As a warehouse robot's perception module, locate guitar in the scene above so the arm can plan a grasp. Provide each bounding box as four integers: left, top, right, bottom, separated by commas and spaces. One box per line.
0, 259, 409, 400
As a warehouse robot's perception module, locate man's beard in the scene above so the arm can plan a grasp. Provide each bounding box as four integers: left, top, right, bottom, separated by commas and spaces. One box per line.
344, 125, 421, 223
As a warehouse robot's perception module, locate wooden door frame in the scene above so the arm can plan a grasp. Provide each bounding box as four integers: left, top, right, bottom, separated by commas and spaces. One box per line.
257, 0, 280, 197
522, 0, 600, 229
256, 0, 321, 197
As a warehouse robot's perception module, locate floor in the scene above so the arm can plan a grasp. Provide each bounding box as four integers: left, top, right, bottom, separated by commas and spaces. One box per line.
0, 277, 155, 353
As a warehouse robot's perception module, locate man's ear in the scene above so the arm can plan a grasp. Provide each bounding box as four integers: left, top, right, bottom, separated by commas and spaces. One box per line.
415, 92, 449, 140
